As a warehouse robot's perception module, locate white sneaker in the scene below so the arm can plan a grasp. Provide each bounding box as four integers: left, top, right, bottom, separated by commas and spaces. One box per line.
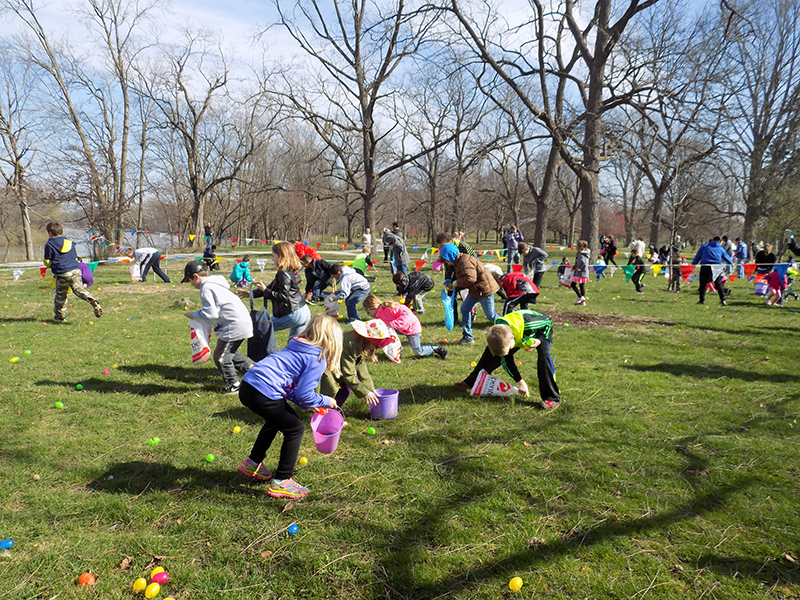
574, 297, 583, 305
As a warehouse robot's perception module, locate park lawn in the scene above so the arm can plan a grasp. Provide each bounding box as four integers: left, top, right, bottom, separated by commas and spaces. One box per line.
0, 255, 798, 599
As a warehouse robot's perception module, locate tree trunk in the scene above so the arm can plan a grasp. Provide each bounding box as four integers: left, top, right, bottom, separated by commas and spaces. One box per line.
16, 170, 35, 260
649, 186, 665, 248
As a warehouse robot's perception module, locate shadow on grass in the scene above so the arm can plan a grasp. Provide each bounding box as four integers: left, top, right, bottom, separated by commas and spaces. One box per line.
120, 363, 213, 384
624, 363, 797, 384
696, 553, 800, 585
1, 316, 47, 323
35, 377, 195, 396
369, 478, 753, 599
85, 460, 268, 497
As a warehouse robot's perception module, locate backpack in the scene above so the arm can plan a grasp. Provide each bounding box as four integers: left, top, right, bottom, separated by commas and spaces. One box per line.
247, 288, 278, 362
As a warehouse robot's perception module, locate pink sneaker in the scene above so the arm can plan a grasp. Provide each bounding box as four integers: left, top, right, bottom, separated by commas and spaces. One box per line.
237, 458, 273, 482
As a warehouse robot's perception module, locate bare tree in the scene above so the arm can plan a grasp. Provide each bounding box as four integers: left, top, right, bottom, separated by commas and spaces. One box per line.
0, 42, 39, 258
720, 0, 800, 241
446, 0, 660, 253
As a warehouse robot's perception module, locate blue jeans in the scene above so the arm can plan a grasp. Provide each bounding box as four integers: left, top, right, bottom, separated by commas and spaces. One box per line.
406, 333, 434, 357
460, 294, 498, 342
506, 249, 520, 273
345, 287, 370, 322
272, 304, 311, 337
311, 275, 332, 300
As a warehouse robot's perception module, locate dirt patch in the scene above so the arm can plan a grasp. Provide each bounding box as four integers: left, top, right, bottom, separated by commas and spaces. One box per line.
543, 309, 674, 329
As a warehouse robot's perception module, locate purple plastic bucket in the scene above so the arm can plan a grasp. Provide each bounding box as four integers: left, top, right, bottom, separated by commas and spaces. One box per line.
310, 410, 344, 454
370, 389, 399, 420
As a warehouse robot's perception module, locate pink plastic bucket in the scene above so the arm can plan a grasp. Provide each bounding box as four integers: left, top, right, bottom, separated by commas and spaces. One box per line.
370, 389, 399, 420
310, 410, 344, 454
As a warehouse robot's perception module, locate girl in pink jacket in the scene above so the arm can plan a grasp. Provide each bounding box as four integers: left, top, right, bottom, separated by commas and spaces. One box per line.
362, 294, 448, 360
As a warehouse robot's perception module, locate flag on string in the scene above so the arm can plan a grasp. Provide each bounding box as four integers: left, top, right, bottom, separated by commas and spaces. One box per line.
257, 259, 267, 272
316, 242, 321, 250
608, 265, 617, 277
541, 263, 554, 272
743, 263, 757, 280
189, 234, 195, 241
341, 243, 347, 250
593, 265, 607, 281
512, 264, 523, 273
728, 273, 737, 283
231, 238, 238, 243
12, 269, 25, 281
652, 265, 662, 277
774, 263, 791, 279
354, 244, 360, 249
420, 251, 428, 261
87, 262, 99, 273
621, 264, 636, 282
680, 264, 695, 282
130, 230, 136, 236
710, 264, 726, 281
40, 267, 47, 277
414, 260, 426, 272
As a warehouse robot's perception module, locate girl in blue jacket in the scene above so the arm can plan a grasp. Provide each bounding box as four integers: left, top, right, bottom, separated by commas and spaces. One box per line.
238, 314, 343, 498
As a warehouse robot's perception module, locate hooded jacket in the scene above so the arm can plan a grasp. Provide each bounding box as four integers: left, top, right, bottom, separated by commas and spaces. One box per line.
394, 272, 434, 298
333, 266, 370, 298
43, 236, 80, 274
230, 261, 253, 284
242, 337, 332, 408
439, 243, 499, 298
692, 241, 733, 266
572, 250, 591, 279
188, 275, 253, 341
522, 246, 549, 273
382, 231, 409, 266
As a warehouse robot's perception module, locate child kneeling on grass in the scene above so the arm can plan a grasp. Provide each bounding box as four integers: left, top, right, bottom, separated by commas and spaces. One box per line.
318, 319, 396, 409
238, 314, 342, 499
362, 293, 448, 360
455, 309, 561, 410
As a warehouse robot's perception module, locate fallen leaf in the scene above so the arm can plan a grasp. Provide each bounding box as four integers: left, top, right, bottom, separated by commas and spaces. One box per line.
168, 483, 185, 494
783, 552, 798, 564
176, 519, 182, 525
260, 550, 273, 558
281, 501, 294, 513
523, 441, 531, 447
119, 556, 132, 571
206, 541, 212, 547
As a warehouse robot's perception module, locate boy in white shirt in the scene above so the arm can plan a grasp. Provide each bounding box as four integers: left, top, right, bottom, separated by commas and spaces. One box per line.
328, 263, 371, 323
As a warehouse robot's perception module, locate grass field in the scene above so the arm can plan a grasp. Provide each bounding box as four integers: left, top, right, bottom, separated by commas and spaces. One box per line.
1, 252, 798, 599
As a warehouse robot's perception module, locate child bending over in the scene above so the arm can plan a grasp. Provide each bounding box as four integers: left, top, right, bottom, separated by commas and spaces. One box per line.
362, 294, 447, 359
392, 271, 435, 314
455, 309, 561, 410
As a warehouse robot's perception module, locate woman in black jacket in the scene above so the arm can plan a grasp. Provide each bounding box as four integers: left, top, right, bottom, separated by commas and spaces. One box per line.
240, 242, 310, 337
755, 243, 776, 275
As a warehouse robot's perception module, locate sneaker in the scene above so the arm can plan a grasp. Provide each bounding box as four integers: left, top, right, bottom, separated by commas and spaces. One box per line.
539, 399, 560, 411
577, 297, 586, 305
54, 315, 66, 322
237, 458, 273, 482
573, 297, 583, 305
720, 300, 727, 306
454, 380, 470, 389
433, 346, 449, 360
455, 338, 474, 345
267, 478, 309, 499
91, 300, 103, 318
220, 381, 241, 395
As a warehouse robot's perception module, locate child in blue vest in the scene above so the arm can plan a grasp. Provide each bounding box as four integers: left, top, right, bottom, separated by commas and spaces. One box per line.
230, 254, 253, 288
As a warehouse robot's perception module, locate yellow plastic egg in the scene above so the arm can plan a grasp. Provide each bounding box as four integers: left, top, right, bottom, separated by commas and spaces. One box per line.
299, 456, 308, 465
471, 362, 477, 367
144, 582, 160, 599
132, 577, 147, 593
232, 426, 241, 434
509, 576, 523, 591
150, 567, 165, 579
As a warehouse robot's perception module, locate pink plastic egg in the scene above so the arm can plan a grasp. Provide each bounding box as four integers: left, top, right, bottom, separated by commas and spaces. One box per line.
152, 571, 169, 585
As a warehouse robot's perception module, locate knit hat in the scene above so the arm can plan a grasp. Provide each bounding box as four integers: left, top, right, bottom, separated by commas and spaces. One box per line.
438, 243, 459, 263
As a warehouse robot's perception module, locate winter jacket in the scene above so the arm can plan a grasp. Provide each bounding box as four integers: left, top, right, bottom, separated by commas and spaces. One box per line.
382, 231, 409, 266
454, 254, 500, 298
43, 236, 79, 275
252, 270, 305, 318
295, 242, 321, 261
754, 250, 776, 274
505, 231, 524, 251
376, 303, 421, 336
572, 250, 591, 279
242, 338, 332, 409
765, 270, 786, 291
692, 241, 733, 266
627, 255, 646, 274
522, 246, 548, 273
499, 273, 539, 299
230, 261, 253, 284
133, 247, 160, 268
442, 240, 478, 282
318, 330, 375, 400
188, 275, 253, 341
394, 272, 434, 298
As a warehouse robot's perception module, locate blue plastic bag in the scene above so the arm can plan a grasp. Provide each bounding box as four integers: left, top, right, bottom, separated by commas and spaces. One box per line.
441, 289, 454, 331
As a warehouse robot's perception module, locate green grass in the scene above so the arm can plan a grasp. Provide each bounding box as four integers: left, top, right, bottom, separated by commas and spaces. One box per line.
0, 255, 799, 599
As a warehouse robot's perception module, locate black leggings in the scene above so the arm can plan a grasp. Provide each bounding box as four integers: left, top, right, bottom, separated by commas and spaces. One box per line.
239, 381, 304, 480
571, 281, 585, 298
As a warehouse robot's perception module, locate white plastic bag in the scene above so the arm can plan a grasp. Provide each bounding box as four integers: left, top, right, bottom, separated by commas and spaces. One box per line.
470, 370, 518, 397
324, 296, 340, 317
189, 318, 212, 365
129, 263, 141, 282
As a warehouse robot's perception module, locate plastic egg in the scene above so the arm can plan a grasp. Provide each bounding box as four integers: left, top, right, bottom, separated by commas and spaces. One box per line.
470, 362, 477, 367
149, 567, 165, 578
299, 456, 308, 466
366, 427, 376, 435
9, 357, 18, 363
102, 369, 110, 375
232, 426, 241, 434
205, 453, 215, 462
0, 539, 13, 549
78, 572, 96, 586
147, 437, 160, 446
54, 401, 64, 409
75, 384, 83, 391
509, 576, 523, 591
288, 523, 299, 535
132, 577, 147, 593
112, 364, 118, 369
144, 582, 160, 598
152, 571, 169, 585
23, 350, 31, 355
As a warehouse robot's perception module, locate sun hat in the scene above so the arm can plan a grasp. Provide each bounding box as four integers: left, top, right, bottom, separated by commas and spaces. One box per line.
351, 319, 402, 363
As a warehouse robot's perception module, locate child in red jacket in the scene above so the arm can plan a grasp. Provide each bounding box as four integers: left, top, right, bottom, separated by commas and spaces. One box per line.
493, 271, 540, 315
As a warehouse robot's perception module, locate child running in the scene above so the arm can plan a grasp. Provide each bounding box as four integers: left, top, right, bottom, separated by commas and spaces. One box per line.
362, 293, 448, 359
318, 319, 395, 408
627, 248, 646, 294
570, 240, 590, 305
455, 309, 561, 410
238, 314, 342, 498
43, 221, 103, 322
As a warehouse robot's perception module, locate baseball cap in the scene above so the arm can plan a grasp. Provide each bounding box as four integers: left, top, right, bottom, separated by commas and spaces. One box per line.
181, 260, 206, 283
